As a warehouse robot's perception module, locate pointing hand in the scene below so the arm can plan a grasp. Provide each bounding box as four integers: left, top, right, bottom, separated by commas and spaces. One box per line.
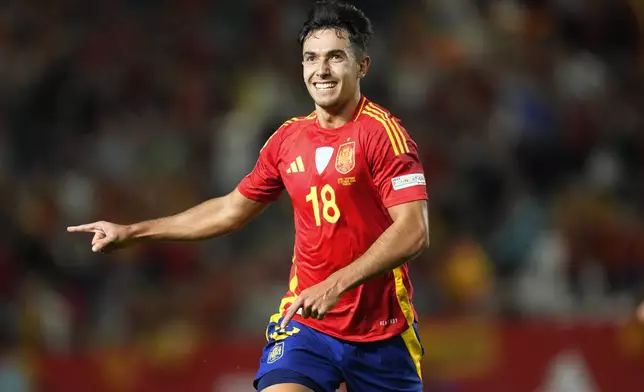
67, 221, 131, 253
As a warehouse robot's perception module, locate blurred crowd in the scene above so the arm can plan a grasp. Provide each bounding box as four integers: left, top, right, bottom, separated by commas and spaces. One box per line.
0, 0, 643, 376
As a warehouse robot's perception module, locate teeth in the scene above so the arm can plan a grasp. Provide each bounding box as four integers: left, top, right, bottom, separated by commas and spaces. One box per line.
316, 82, 337, 90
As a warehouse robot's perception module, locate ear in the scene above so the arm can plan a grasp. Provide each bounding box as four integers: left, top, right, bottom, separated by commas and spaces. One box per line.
358, 55, 371, 79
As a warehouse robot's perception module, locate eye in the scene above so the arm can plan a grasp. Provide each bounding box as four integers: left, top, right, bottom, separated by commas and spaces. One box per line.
303, 55, 317, 63
330, 54, 342, 61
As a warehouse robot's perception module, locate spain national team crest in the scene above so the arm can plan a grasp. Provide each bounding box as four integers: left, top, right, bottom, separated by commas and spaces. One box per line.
335, 141, 355, 174
267, 342, 284, 364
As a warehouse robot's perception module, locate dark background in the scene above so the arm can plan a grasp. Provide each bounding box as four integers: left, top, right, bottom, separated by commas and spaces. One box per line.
0, 0, 643, 390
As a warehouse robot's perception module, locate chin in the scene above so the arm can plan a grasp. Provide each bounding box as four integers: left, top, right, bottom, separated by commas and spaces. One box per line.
315, 98, 339, 109
312, 93, 343, 109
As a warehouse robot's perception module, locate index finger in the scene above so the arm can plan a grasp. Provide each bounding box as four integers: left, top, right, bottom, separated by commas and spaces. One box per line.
281, 297, 302, 330
67, 223, 100, 233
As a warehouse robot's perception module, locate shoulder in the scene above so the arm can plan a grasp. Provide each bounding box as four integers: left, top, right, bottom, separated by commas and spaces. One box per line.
356, 100, 410, 156
357, 100, 402, 130
261, 111, 317, 151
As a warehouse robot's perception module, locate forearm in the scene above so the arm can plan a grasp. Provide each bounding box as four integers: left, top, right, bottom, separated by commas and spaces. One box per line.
127, 191, 262, 242
331, 219, 429, 294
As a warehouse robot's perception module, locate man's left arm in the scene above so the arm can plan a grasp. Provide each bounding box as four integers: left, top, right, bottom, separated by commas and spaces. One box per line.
330, 200, 429, 293
281, 200, 429, 326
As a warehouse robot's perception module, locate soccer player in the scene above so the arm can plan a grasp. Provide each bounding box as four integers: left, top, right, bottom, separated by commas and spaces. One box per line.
68, 2, 429, 391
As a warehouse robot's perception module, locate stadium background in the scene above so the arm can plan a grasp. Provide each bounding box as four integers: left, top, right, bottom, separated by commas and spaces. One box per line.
1, 0, 644, 390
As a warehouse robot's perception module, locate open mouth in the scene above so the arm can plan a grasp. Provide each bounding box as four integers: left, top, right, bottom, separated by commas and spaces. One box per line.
314, 82, 338, 91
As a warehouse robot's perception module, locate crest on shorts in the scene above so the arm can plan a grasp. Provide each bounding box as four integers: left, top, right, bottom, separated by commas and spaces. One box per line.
335, 141, 355, 174
267, 342, 284, 364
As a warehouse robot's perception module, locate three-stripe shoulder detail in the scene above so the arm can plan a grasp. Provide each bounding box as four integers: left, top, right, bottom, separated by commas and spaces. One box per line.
261, 112, 316, 150
361, 102, 410, 156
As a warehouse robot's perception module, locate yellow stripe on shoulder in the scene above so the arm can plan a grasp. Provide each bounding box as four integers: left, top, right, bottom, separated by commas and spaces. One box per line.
365, 103, 409, 154
261, 115, 311, 150
280, 116, 301, 129
353, 96, 368, 121
261, 130, 279, 150
362, 107, 400, 156
387, 116, 409, 154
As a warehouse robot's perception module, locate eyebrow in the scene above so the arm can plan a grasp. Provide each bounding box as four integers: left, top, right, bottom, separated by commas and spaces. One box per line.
303, 49, 348, 57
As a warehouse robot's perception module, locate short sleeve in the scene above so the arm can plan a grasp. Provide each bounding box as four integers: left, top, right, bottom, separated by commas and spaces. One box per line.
365, 119, 428, 208
237, 132, 285, 203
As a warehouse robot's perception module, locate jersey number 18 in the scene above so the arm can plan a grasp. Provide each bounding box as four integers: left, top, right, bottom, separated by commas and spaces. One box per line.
305, 185, 340, 226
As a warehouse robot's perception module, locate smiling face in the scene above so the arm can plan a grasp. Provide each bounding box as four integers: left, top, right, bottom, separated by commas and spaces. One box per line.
302, 28, 369, 113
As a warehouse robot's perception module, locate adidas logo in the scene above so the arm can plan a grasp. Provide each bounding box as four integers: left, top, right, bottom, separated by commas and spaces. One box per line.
286, 156, 305, 173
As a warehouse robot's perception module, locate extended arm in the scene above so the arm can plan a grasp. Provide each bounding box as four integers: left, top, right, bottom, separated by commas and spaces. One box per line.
128, 188, 266, 241
67, 188, 267, 252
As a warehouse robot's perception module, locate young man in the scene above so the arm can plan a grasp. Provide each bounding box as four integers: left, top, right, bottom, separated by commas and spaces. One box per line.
68, 2, 429, 391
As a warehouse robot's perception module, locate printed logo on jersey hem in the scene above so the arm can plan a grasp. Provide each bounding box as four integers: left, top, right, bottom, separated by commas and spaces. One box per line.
392, 173, 426, 190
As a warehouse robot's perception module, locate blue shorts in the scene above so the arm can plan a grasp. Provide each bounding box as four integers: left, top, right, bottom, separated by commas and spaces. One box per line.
254, 318, 424, 392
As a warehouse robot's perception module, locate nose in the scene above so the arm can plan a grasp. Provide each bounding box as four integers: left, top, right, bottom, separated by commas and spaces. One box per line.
316, 59, 331, 78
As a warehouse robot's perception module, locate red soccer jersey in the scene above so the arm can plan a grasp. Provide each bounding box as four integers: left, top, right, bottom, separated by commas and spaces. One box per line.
237, 96, 427, 342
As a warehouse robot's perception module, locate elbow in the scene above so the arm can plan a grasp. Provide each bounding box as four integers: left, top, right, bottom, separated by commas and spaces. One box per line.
419, 230, 430, 253
407, 223, 430, 259
415, 229, 430, 255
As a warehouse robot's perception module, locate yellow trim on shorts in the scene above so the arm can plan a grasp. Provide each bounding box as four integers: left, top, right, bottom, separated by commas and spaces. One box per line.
393, 267, 423, 379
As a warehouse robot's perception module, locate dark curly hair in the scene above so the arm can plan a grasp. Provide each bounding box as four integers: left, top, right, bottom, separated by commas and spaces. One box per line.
298, 1, 373, 58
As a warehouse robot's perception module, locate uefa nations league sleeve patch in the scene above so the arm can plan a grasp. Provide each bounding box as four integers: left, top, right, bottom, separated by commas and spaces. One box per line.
391, 173, 426, 190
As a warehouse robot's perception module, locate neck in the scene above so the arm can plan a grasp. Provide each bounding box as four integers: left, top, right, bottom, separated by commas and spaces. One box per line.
315, 91, 362, 129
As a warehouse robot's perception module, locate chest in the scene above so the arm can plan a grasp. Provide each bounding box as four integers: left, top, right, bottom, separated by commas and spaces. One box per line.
279, 125, 370, 203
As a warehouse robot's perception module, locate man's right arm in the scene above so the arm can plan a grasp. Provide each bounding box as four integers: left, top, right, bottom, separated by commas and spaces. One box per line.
67, 188, 267, 252
128, 188, 266, 241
